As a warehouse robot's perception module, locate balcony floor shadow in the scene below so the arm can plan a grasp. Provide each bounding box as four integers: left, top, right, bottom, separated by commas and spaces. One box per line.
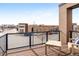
7, 44, 70, 56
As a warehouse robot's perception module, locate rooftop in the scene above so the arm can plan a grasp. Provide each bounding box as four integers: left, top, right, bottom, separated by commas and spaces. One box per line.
59, 3, 66, 7
18, 23, 28, 25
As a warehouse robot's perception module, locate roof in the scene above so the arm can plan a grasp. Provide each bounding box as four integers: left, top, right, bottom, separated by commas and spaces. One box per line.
18, 23, 28, 25
59, 3, 66, 7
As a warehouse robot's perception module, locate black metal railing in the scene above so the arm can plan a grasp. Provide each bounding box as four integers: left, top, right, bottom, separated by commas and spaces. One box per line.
0, 30, 60, 56
70, 31, 79, 38
47, 30, 60, 41
0, 34, 7, 56
70, 31, 79, 42
7, 32, 47, 50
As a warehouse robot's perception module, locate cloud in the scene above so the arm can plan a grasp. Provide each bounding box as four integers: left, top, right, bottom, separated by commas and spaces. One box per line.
0, 10, 59, 25
15, 10, 59, 25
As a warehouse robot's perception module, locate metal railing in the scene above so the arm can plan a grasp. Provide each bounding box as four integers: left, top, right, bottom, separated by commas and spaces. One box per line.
70, 31, 79, 42
0, 30, 60, 56
7, 32, 47, 49
0, 34, 7, 56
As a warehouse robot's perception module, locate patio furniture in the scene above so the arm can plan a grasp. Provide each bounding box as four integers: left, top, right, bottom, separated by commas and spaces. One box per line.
70, 37, 79, 55
45, 40, 72, 56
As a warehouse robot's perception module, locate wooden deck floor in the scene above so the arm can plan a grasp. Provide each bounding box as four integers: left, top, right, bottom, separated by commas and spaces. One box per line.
7, 44, 70, 56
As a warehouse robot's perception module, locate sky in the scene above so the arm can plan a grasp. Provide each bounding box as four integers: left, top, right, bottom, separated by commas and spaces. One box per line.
0, 3, 79, 25
72, 8, 79, 25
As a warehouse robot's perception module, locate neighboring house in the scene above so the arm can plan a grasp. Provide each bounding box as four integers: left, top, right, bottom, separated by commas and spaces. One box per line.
18, 23, 59, 33
28, 24, 59, 32
18, 23, 28, 33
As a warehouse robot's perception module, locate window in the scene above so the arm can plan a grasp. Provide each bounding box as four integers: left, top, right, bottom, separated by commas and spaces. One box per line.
19, 26, 24, 28
20, 29, 24, 32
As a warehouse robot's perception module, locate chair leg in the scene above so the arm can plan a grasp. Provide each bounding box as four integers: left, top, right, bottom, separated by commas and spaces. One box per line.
58, 47, 61, 56
71, 44, 74, 55
45, 45, 47, 55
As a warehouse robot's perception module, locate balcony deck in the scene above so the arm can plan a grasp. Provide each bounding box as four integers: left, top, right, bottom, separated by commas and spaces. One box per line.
7, 44, 69, 56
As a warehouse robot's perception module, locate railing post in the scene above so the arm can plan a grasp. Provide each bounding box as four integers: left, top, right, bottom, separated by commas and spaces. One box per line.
46, 32, 48, 42
59, 31, 60, 41
6, 34, 8, 56
70, 31, 72, 38
29, 33, 31, 48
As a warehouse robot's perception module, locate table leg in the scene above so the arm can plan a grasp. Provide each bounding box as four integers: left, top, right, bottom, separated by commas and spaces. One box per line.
71, 44, 74, 55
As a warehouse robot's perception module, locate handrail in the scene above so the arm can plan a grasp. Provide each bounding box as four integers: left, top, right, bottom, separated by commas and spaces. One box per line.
0, 34, 7, 38
0, 30, 60, 56
69, 30, 79, 40
7, 30, 60, 34
70, 30, 79, 33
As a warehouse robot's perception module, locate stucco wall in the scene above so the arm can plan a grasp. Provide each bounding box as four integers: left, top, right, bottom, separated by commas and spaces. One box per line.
59, 3, 79, 46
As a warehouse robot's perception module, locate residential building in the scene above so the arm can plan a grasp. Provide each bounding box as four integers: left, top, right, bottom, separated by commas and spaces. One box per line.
18, 23, 28, 33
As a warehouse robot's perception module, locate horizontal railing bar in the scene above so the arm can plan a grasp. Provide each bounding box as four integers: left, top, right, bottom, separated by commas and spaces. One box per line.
8, 45, 29, 50
0, 34, 7, 38
31, 43, 45, 46
0, 30, 60, 56
7, 31, 60, 35
8, 33, 59, 36
70, 30, 79, 33
0, 30, 61, 37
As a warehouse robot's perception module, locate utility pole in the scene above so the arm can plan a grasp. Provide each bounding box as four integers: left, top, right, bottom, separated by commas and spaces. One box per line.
31, 21, 35, 45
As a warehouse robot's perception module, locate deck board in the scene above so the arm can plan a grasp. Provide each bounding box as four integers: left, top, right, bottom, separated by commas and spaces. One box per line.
7, 44, 70, 56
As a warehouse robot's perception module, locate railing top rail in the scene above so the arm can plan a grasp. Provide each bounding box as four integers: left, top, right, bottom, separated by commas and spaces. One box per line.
7, 30, 60, 35
70, 30, 79, 33
0, 34, 7, 38
0, 30, 61, 37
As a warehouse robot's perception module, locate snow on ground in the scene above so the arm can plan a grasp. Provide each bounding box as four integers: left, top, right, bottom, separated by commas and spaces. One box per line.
0, 29, 18, 36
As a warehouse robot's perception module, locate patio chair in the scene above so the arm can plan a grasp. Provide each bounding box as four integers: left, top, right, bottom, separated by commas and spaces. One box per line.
70, 37, 79, 55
